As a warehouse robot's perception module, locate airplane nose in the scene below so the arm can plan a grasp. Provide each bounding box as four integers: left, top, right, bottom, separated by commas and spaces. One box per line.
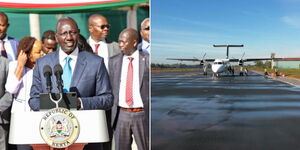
212, 64, 223, 73
215, 67, 221, 73
212, 65, 218, 73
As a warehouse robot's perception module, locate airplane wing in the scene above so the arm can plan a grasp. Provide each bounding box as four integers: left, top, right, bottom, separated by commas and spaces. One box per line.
167, 58, 215, 62
243, 58, 272, 61
228, 58, 272, 62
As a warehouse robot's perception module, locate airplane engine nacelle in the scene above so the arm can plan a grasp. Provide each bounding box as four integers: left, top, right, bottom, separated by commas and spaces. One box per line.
200, 60, 204, 66
239, 60, 244, 66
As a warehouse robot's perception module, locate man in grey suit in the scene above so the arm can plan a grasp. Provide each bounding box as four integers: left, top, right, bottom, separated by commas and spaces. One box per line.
29, 17, 113, 150
87, 14, 120, 71
109, 28, 149, 150
0, 56, 12, 150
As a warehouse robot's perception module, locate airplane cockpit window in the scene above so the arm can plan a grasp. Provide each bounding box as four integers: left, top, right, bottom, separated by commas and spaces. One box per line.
214, 62, 223, 64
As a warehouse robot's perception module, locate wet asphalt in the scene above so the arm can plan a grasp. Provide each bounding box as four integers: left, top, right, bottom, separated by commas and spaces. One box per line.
151, 71, 300, 150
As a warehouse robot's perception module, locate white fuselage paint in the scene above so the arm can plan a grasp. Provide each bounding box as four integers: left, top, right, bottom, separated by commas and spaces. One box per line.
211, 59, 230, 74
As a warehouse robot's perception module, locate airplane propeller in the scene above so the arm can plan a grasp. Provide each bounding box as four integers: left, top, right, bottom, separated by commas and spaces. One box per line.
201, 53, 209, 75
239, 52, 245, 66
200, 53, 207, 66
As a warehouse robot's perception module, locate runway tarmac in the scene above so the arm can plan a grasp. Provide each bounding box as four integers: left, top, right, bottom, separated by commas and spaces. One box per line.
151, 71, 300, 150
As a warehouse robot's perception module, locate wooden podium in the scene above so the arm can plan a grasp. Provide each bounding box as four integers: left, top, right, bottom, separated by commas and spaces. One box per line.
9, 110, 109, 150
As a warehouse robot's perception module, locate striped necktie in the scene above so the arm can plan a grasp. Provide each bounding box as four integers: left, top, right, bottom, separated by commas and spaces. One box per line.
126, 57, 134, 106
94, 44, 100, 55
1, 40, 7, 58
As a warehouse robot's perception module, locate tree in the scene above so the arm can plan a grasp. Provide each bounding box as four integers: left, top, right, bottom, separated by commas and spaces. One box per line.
264, 61, 272, 68
255, 61, 264, 67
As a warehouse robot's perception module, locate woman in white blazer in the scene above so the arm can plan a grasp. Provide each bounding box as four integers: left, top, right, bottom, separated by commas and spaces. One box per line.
5, 36, 42, 113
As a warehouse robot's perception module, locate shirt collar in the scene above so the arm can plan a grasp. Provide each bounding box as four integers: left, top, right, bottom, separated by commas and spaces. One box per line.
1, 35, 8, 42
142, 40, 150, 49
59, 47, 79, 62
89, 36, 106, 44
124, 49, 139, 59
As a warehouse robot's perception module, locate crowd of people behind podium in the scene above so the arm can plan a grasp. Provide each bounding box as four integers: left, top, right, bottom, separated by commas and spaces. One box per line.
0, 12, 150, 150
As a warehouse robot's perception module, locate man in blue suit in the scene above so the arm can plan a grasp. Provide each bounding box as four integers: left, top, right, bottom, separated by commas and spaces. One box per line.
29, 16, 113, 111
30, 17, 113, 150
0, 12, 18, 61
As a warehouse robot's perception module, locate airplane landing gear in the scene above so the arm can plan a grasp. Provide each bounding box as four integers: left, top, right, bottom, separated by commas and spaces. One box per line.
239, 66, 244, 76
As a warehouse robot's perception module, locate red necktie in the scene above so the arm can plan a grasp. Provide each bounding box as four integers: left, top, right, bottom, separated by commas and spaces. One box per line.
1, 40, 7, 58
126, 57, 134, 106
94, 44, 100, 55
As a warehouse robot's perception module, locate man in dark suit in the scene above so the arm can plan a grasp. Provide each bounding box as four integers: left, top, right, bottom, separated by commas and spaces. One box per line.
29, 16, 113, 111
0, 12, 18, 61
0, 56, 12, 150
29, 17, 113, 150
109, 28, 149, 150
87, 14, 120, 71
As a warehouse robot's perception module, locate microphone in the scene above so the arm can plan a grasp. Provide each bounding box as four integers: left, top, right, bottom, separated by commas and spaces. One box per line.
54, 64, 64, 93
43, 65, 52, 93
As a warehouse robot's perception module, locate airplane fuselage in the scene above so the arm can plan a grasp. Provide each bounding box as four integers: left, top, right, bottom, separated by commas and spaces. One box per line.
211, 59, 230, 74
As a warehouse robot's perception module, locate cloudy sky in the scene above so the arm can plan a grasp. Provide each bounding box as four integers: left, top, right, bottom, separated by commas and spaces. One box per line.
152, 0, 300, 64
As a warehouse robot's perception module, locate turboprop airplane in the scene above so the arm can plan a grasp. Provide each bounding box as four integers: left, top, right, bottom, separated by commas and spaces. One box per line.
167, 45, 273, 76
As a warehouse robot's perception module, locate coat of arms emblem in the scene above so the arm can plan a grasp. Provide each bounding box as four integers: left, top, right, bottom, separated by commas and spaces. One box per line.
40, 107, 80, 148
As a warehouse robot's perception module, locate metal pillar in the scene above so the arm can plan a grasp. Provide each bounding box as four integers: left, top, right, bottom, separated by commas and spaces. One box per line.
29, 13, 41, 40
127, 5, 137, 29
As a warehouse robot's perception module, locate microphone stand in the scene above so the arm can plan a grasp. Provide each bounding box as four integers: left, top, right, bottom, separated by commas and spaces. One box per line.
48, 93, 63, 108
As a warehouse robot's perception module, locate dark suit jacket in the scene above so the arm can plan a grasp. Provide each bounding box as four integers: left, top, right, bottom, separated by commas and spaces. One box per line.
29, 50, 113, 111
109, 51, 149, 129
0, 56, 12, 124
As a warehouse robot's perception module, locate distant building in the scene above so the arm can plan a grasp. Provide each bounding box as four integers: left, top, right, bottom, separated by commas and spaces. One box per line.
274, 58, 300, 69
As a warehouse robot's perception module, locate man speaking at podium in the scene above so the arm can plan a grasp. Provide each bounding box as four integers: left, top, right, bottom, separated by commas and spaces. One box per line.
29, 16, 113, 150
29, 17, 113, 112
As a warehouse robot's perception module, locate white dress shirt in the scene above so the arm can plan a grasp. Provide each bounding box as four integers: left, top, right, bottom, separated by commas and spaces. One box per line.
5, 61, 33, 112
1, 35, 16, 61
119, 50, 144, 108
141, 39, 150, 54
88, 37, 109, 71
59, 47, 79, 75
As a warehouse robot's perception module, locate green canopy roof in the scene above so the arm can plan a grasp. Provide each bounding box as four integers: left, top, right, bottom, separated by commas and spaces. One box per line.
0, 0, 148, 13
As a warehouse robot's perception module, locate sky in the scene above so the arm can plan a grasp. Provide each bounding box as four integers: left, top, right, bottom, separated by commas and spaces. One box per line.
151, 0, 300, 64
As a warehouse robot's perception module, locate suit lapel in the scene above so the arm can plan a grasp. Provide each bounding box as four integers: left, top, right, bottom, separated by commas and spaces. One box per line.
52, 51, 60, 67
113, 54, 123, 103
107, 43, 113, 58
71, 51, 87, 87
50, 51, 60, 92
115, 54, 123, 88
139, 51, 146, 88
8, 38, 17, 58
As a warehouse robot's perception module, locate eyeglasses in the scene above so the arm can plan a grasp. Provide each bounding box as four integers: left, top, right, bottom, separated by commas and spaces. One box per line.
143, 26, 150, 31
96, 24, 111, 29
